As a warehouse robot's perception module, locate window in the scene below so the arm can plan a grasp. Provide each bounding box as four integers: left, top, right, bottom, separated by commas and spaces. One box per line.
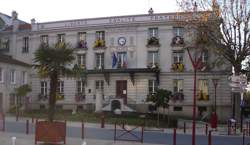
40, 35, 48, 44
148, 28, 158, 38
57, 81, 64, 94
1, 38, 9, 50
173, 106, 183, 111
148, 51, 159, 68
0, 68, 3, 83
117, 52, 128, 68
173, 79, 183, 93
201, 50, 209, 63
77, 54, 86, 68
22, 37, 29, 53
57, 34, 65, 43
149, 80, 158, 95
77, 81, 85, 94
173, 51, 184, 63
40, 81, 47, 95
21, 71, 27, 84
10, 70, 16, 84
78, 32, 86, 42
173, 27, 184, 37
198, 80, 209, 101
95, 80, 104, 93
95, 31, 105, 40
95, 53, 104, 69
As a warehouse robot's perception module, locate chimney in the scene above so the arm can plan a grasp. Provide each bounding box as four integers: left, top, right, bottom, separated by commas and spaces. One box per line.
11, 11, 19, 32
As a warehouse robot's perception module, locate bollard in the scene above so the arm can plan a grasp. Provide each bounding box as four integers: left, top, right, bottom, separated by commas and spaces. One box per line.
26, 120, 29, 134
183, 122, 186, 133
122, 122, 125, 129
3, 113, 5, 132
114, 122, 117, 141
81, 121, 84, 139
16, 113, 19, 122
228, 120, 230, 135
101, 115, 105, 128
11, 137, 16, 145
208, 131, 212, 145
173, 128, 176, 145
243, 129, 245, 145
141, 126, 144, 143
205, 123, 208, 136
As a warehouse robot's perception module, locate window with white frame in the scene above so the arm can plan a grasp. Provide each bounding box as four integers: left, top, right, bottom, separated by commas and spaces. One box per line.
0, 68, 3, 83
95, 53, 104, 69
57, 34, 65, 43
173, 51, 184, 63
77, 54, 86, 68
22, 71, 27, 84
40, 81, 47, 95
173, 27, 184, 37
117, 52, 128, 68
148, 51, 159, 68
173, 79, 183, 93
10, 70, 16, 84
40, 35, 48, 44
95, 80, 104, 93
198, 79, 209, 101
148, 80, 158, 95
148, 28, 158, 38
78, 32, 86, 42
57, 81, 64, 94
1, 38, 9, 50
22, 37, 29, 53
76, 81, 85, 94
95, 31, 105, 40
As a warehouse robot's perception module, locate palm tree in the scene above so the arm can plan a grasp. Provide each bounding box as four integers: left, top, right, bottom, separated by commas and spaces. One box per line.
33, 42, 75, 122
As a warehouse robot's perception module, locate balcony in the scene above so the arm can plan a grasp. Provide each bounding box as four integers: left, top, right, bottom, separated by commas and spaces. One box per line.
38, 93, 48, 101
171, 36, 185, 47
171, 92, 184, 102
75, 93, 85, 102
56, 93, 64, 101
93, 39, 106, 50
171, 63, 185, 72
146, 37, 161, 48
75, 40, 88, 50
197, 91, 209, 101
147, 62, 160, 72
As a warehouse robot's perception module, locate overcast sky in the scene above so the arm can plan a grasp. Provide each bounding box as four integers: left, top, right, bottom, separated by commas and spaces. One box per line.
0, 0, 178, 23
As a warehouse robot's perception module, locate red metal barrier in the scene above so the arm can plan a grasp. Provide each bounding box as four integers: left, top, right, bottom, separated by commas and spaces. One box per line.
173, 128, 176, 145
26, 120, 29, 134
114, 122, 144, 143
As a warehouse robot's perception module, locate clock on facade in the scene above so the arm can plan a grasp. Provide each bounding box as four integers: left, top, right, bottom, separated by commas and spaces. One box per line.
118, 37, 126, 46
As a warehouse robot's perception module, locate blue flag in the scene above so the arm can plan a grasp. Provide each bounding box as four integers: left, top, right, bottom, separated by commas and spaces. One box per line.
112, 52, 117, 68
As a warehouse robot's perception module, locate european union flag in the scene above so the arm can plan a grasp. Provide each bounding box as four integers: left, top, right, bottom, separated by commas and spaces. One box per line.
112, 52, 117, 68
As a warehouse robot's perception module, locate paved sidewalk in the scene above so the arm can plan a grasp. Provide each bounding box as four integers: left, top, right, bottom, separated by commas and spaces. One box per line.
0, 132, 164, 145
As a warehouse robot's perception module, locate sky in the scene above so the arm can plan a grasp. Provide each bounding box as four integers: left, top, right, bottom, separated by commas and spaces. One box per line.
0, 0, 178, 23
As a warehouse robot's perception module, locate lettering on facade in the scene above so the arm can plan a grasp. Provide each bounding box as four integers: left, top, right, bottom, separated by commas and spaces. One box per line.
109, 17, 135, 24
150, 14, 182, 21
64, 20, 87, 27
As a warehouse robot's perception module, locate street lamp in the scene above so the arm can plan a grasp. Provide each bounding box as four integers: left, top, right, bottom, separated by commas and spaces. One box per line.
186, 47, 203, 145
212, 78, 219, 113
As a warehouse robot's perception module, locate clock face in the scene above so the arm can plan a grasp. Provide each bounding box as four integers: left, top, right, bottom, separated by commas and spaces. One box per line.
118, 37, 126, 46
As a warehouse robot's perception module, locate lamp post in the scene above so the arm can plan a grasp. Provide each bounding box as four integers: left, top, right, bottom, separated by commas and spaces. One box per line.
212, 78, 219, 113
186, 47, 202, 145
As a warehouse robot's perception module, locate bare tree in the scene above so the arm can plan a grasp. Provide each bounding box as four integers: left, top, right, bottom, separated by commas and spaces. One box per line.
177, 0, 250, 75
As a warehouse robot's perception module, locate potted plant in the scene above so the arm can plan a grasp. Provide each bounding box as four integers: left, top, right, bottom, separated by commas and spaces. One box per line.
77, 40, 87, 49
94, 39, 105, 48
171, 63, 185, 72
146, 37, 161, 47
171, 36, 184, 46
34, 42, 78, 144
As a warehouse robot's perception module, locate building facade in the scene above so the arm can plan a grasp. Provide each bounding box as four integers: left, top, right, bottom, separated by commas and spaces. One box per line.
0, 11, 232, 120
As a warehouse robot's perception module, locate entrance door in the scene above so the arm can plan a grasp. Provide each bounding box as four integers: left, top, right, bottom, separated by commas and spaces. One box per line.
116, 80, 127, 104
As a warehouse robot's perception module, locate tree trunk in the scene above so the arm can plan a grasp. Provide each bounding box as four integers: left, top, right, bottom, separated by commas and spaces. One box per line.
48, 72, 58, 122
234, 63, 242, 75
